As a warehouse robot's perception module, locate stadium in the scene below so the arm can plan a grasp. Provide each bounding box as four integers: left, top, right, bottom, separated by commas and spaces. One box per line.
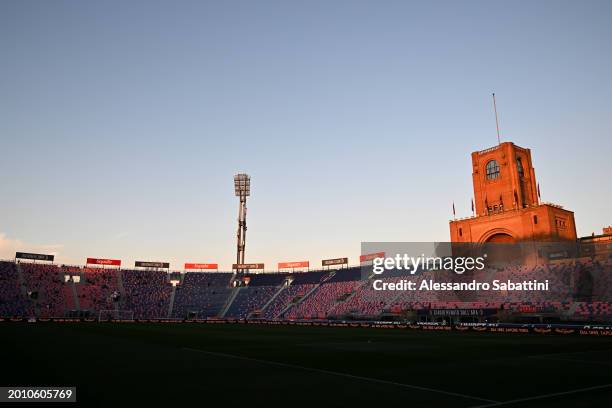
2, 139, 611, 406
2, 1, 612, 407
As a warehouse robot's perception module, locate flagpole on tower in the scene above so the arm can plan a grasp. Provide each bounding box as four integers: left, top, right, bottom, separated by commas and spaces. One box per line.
492, 93, 501, 145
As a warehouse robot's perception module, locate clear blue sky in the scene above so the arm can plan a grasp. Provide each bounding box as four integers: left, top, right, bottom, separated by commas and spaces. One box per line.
1, 0, 611, 269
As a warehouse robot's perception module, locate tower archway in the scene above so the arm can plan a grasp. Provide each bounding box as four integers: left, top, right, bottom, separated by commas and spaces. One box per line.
480, 229, 520, 265
485, 233, 515, 243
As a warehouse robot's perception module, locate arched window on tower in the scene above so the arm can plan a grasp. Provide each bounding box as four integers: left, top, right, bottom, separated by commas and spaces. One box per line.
486, 160, 500, 180
517, 157, 524, 178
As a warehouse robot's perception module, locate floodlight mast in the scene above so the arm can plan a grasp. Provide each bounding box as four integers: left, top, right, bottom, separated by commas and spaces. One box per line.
234, 173, 250, 273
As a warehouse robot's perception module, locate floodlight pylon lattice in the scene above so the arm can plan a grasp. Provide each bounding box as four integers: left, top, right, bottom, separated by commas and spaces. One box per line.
234, 174, 250, 272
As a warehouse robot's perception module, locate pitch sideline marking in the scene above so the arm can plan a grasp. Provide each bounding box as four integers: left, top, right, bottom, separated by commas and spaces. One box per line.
470, 383, 612, 408
182, 347, 498, 403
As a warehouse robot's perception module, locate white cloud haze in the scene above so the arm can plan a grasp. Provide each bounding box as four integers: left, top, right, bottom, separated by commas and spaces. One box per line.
0, 232, 66, 262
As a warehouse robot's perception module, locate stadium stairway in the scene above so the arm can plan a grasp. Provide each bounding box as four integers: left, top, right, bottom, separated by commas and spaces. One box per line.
326, 279, 369, 317
252, 285, 287, 319
70, 279, 80, 311
116, 270, 126, 307
278, 283, 321, 318
218, 287, 241, 318
15, 262, 35, 317
167, 285, 177, 318
14, 263, 28, 298
568, 301, 580, 318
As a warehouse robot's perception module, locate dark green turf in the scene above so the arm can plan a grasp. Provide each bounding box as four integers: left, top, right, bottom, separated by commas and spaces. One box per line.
0, 323, 611, 407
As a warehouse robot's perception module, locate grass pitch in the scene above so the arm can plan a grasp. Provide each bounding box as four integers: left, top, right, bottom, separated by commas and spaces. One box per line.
0, 323, 611, 407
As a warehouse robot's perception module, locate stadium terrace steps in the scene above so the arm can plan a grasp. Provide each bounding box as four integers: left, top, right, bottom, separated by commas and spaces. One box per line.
326, 279, 369, 316
219, 287, 240, 318
70, 280, 80, 311
14, 263, 27, 298
116, 270, 126, 307
167, 285, 176, 318
259, 283, 316, 319
568, 301, 580, 317
279, 283, 321, 318
285, 280, 362, 319
225, 286, 279, 318
257, 285, 287, 317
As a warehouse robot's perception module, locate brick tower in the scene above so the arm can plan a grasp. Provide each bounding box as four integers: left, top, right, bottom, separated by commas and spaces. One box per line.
450, 142, 577, 243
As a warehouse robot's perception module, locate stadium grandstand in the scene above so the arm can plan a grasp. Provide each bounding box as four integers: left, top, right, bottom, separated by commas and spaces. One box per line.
2, 257, 610, 324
